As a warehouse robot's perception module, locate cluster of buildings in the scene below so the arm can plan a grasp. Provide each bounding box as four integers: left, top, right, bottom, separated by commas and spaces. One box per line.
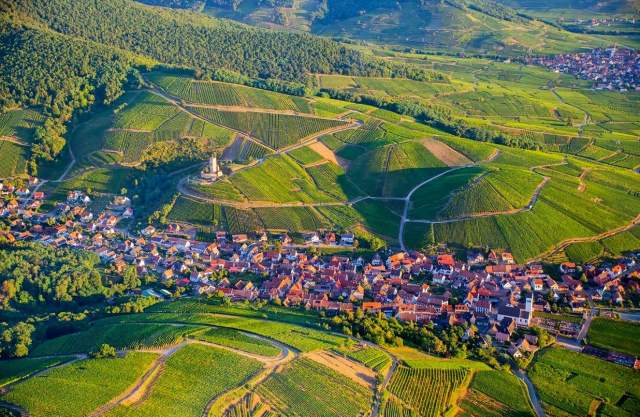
528, 47, 640, 91
2, 180, 640, 364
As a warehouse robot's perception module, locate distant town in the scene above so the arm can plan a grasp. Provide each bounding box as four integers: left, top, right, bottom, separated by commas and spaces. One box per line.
528, 47, 640, 92
2, 177, 640, 369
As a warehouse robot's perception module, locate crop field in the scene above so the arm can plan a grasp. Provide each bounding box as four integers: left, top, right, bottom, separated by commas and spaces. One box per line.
529, 348, 640, 417
230, 154, 338, 203
105, 344, 261, 417
147, 72, 311, 112
0, 140, 29, 178
587, 318, 640, 357
348, 141, 447, 197
387, 366, 469, 417
189, 107, 347, 149
4, 353, 158, 417
459, 370, 535, 417
257, 358, 372, 417
339, 346, 392, 372
0, 108, 44, 143
0, 356, 73, 387
31, 322, 205, 356
255, 206, 330, 231
192, 327, 280, 357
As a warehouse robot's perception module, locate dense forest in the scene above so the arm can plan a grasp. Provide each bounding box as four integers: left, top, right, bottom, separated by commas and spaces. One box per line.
0, 22, 144, 162
7, 0, 436, 83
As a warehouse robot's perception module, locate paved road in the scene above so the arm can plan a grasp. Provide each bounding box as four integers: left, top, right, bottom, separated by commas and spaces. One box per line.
515, 369, 545, 417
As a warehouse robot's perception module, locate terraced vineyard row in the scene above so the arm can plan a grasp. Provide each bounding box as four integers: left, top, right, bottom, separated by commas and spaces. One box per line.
387, 367, 469, 417
148, 71, 311, 112
190, 107, 347, 149
342, 346, 391, 372
224, 393, 269, 417
384, 397, 418, 417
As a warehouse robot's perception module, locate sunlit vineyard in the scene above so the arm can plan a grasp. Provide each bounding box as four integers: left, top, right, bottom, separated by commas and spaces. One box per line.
387, 366, 469, 417
257, 358, 372, 417
223, 393, 270, 417
342, 346, 391, 372
31, 323, 205, 356
383, 397, 418, 417
0, 141, 29, 177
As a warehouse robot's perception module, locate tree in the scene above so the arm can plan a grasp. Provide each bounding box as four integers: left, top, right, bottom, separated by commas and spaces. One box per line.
91, 343, 117, 358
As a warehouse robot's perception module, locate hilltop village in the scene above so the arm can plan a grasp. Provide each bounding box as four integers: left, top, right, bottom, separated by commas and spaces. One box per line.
528, 47, 640, 91
2, 180, 640, 367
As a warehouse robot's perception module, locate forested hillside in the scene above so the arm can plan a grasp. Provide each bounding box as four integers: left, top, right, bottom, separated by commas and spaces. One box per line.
7, 0, 429, 83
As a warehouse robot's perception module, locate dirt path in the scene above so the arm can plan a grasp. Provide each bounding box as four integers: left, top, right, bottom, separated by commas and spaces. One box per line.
577, 168, 591, 192
421, 138, 472, 166
305, 350, 377, 390
0, 136, 28, 146
87, 342, 186, 417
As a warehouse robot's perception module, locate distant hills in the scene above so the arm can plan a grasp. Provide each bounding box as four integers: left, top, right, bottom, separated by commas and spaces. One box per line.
142, 0, 639, 54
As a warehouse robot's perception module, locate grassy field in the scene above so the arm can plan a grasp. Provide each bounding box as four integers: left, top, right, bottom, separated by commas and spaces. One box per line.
105, 344, 261, 417
459, 370, 535, 417
257, 358, 372, 417
191, 327, 281, 357
4, 353, 158, 417
587, 318, 640, 357
529, 348, 640, 417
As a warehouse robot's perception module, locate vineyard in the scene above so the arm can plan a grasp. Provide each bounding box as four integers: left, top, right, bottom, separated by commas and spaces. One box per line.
387, 366, 469, 417
0, 356, 71, 388
459, 370, 535, 417
288, 145, 324, 165
5, 353, 158, 417
222, 136, 273, 162
257, 358, 373, 417
192, 327, 281, 357
0, 108, 44, 143
223, 393, 271, 417
340, 346, 391, 372
307, 162, 361, 200
383, 397, 418, 417
529, 348, 640, 417
255, 206, 331, 232
0, 140, 29, 177
189, 107, 348, 149
148, 72, 311, 113
105, 344, 262, 417
31, 322, 206, 356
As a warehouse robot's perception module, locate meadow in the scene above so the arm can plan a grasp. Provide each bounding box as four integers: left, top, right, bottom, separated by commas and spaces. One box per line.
587, 318, 640, 357
105, 344, 261, 417
257, 358, 372, 417
4, 353, 158, 417
529, 348, 640, 417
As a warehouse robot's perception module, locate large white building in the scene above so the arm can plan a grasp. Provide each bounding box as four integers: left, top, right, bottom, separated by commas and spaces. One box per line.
200, 154, 223, 181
